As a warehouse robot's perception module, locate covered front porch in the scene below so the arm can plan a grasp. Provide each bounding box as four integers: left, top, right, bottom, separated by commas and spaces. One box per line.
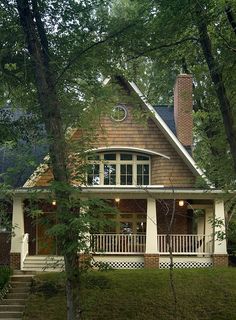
10, 187, 229, 270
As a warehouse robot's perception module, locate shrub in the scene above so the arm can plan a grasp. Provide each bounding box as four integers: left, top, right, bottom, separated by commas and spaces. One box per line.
0, 266, 11, 290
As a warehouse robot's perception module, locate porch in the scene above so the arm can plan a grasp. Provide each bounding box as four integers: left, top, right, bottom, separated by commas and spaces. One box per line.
10, 188, 229, 270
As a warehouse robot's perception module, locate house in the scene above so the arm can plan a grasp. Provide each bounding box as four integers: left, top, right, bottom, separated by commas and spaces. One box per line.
2, 74, 229, 270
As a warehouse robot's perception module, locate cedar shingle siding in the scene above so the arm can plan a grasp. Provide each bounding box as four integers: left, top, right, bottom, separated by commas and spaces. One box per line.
36, 103, 196, 187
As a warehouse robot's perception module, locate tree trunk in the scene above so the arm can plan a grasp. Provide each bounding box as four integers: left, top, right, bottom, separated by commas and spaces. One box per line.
195, 3, 236, 174
16, 1, 80, 319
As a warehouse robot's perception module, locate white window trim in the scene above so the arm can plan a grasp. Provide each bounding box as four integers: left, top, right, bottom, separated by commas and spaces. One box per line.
87, 151, 151, 186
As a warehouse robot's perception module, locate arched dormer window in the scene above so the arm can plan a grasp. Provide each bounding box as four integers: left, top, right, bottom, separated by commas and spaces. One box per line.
87, 152, 150, 186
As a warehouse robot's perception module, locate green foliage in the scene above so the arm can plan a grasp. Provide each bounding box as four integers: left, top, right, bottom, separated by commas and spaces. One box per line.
0, 266, 11, 290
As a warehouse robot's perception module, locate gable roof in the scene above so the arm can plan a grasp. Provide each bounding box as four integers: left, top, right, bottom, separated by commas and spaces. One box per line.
127, 80, 208, 183
4, 76, 209, 188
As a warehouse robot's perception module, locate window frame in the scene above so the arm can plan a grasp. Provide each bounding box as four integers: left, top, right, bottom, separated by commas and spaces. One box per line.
87, 152, 151, 186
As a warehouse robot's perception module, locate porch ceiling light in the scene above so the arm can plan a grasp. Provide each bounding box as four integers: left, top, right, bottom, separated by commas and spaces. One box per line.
115, 198, 120, 203
52, 200, 57, 206
178, 200, 184, 207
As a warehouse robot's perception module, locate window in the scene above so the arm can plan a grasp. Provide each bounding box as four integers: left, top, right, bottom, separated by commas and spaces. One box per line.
87, 152, 150, 186
111, 105, 127, 122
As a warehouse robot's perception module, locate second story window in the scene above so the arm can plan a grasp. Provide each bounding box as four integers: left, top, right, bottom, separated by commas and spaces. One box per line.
87, 152, 150, 186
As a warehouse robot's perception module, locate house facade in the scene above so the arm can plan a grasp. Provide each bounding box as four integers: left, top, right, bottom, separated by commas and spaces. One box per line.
6, 74, 229, 270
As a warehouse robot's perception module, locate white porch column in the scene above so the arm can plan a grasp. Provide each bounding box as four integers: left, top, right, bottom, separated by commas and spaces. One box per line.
145, 197, 158, 253
205, 207, 213, 236
11, 196, 24, 253
214, 199, 227, 254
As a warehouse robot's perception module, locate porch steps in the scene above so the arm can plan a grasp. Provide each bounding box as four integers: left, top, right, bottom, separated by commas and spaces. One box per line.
22, 255, 64, 272
0, 274, 34, 320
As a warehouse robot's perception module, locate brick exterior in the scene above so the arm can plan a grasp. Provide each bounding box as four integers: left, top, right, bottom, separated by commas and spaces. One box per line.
10, 252, 21, 270
174, 74, 193, 147
213, 254, 228, 267
144, 254, 159, 269
156, 200, 193, 234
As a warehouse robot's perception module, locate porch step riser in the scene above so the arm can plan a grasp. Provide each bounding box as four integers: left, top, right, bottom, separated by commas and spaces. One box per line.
0, 306, 24, 312
6, 294, 28, 300
0, 312, 23, 318
11, 282, 31, 288
22, 268, 63, 272
10, 276, 33, 282
1, 300, 25, 306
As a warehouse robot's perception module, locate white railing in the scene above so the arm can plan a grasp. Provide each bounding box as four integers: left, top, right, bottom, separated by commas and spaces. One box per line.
21, 233, 29, 270
157, 234, 213, 255
90, 234, 213, 255
91, 233, 146, 254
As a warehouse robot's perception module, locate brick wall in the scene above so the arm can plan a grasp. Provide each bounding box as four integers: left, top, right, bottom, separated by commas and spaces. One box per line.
0, 233, 11, 265
156, 200, 191, 234
144, 254, 159, 268
213, 254, 228, 267
10, 252, 21, 270
174, 74, 193, 147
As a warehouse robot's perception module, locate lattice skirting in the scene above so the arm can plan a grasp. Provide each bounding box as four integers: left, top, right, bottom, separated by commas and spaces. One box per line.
159, 261, 213, 269
92, 260, 144, 269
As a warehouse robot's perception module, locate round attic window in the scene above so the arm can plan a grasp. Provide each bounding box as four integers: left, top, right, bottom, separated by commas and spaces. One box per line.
111, 105, 127, 122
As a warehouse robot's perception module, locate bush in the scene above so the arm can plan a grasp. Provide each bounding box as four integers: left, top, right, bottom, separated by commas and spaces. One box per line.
0, 266, 11, 290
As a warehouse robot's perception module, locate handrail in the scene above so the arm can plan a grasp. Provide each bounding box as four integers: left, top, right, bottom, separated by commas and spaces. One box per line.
20, 233, 29, 270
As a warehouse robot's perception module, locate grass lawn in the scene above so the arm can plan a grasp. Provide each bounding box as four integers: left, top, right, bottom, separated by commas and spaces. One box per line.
23, 268, 236, 320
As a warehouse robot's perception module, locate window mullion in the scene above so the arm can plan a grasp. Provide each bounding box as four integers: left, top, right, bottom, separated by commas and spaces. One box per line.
133, 155, 137, 186
117, 153, 120, 185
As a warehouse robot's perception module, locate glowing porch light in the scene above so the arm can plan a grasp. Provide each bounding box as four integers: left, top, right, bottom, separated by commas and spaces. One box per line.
178, 200, 184, 207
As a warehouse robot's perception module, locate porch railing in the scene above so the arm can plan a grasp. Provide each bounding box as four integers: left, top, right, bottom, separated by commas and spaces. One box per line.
90, 234, 213, 255
157, 234, 213, 255
21, 233, 29, 270
91, 233, 146, 254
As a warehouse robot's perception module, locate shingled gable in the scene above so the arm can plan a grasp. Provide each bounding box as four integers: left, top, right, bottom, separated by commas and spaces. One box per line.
23, 75, 207, 188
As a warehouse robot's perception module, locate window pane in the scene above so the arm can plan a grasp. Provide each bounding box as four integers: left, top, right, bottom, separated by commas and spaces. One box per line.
127, 165, 132, 174
120, 176, 126, 185
104, 153, 116, 160
137, 175, 142, 185
143, 165, 149, 174
120, 153, 132, 160
120, 165, 126, 174
127, 175, 132, 185
104, 164, 116, 185
137, 222, 146, 233
137, 164, 142, 174
87, 164, 99, 174
137, 155, 149, 161
120, 222, 133, 234
143, 175, 149, 185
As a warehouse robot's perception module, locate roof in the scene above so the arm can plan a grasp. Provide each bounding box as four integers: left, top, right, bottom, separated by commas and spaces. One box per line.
0, 106, 47, 187
153, 105, 176, 134
1, 76, 209, 187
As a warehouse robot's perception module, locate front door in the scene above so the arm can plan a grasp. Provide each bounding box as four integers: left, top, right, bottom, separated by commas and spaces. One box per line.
37, 212, 58, 255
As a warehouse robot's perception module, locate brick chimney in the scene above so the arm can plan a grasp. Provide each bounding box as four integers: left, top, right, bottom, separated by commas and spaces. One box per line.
174, 74, 193, 148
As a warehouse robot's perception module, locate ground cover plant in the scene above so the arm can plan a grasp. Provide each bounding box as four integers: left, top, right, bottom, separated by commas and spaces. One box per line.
23, 268, 236, 320
0, 266, 11, 290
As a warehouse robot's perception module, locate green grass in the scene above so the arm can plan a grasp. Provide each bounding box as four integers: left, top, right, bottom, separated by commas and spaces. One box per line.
23, 268, 236, 320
